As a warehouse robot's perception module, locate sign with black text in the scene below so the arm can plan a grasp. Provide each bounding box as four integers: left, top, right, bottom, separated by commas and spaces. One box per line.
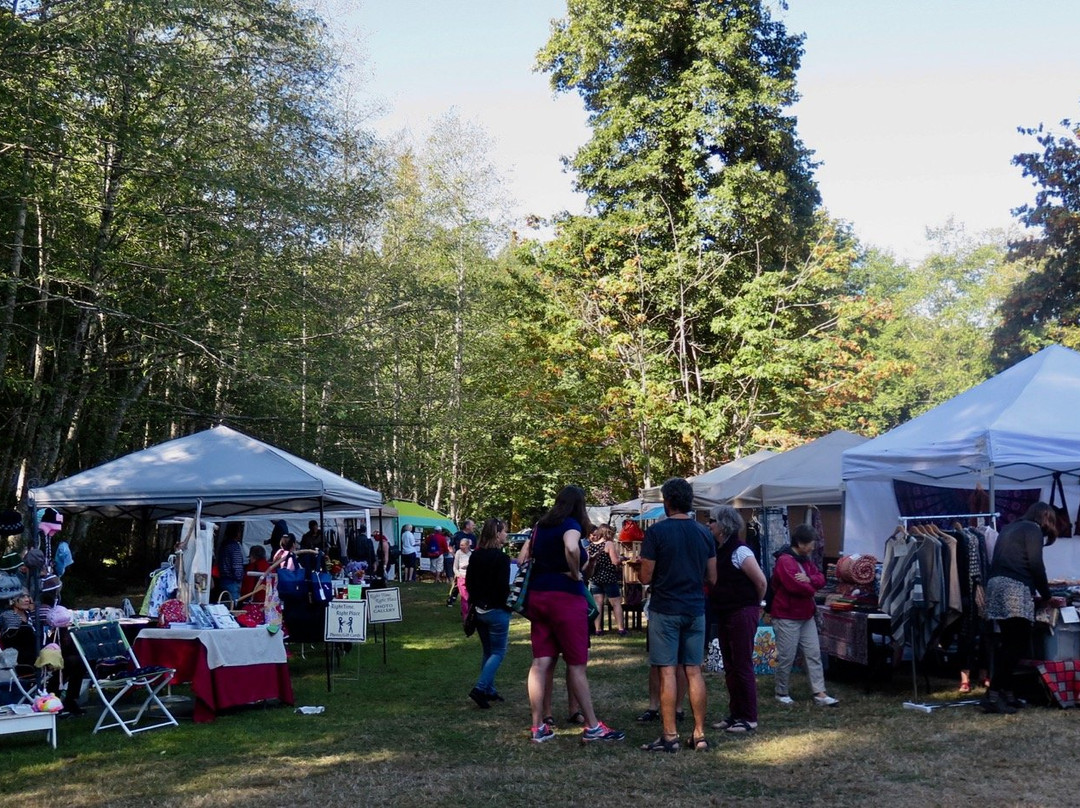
325, 600, 368, 642
366, 588, 402, 624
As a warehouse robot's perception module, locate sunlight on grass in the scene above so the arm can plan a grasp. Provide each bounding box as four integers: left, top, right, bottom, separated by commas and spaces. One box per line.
717, 729, 850, 766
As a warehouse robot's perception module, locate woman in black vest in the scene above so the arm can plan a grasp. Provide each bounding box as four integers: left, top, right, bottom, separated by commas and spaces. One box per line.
707, 505, 767, 734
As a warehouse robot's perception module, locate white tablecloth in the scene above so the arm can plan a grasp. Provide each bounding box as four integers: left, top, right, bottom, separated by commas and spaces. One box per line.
136, 627, 287, 669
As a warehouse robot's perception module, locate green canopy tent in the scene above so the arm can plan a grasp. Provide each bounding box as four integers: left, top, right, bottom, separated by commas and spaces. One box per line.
388, 500, 457, 534
388, 501, 457, 581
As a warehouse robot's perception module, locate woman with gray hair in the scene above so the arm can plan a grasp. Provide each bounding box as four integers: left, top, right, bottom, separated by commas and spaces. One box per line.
707, 505, 767, 734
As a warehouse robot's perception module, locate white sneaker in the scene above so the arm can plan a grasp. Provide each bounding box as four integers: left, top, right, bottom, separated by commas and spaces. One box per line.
775, 695, 795, 705
814, 695, 839, 707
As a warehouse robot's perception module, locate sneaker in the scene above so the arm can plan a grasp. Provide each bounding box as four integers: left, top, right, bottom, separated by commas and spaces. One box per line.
530, 724, 555, 743
814, 695, 839, 707
581, 722, 625, 743
776, 695, 795, 705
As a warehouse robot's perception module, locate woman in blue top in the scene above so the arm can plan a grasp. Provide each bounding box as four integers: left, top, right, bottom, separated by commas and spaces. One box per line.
523, 485, 625, 744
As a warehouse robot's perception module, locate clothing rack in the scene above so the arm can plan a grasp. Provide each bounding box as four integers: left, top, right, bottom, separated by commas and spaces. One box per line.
900, 511, 999, 527
896, 511, 997, 713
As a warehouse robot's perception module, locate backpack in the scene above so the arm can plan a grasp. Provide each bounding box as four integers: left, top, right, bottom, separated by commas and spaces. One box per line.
426, 534, 441, 558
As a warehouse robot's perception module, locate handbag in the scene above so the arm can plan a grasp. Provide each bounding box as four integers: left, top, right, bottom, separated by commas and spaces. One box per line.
463, 603, 477, 637
276, 555, 308, 599
1049, 472, 1073, 538
583, 586, 600, 622
507, 559, 532, 616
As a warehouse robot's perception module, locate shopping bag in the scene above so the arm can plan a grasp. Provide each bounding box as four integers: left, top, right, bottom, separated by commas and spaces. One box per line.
506, 560, 532, 616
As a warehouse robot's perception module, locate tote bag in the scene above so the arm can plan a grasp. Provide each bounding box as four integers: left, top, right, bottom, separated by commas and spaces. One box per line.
507, 527, 536, 616
507, 559, 532, 616
276, 555, 308, 599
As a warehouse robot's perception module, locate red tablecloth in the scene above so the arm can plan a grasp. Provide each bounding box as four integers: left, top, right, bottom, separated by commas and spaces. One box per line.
132, 635, 293, 723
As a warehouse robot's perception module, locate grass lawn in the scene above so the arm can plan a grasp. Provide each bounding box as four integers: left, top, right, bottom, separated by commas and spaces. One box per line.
1, 582, 1075, 807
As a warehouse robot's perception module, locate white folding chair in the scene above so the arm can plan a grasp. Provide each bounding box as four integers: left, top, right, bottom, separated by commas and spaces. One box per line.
0, 647, 39, 705
70, 621, 178, 736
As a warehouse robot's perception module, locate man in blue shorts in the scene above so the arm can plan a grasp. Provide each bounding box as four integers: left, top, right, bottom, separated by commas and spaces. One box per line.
639, 477, 716, 752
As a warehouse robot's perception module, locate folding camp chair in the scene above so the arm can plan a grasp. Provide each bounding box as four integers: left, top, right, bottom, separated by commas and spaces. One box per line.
0, 647, 39, 705
70, 621, 178, 736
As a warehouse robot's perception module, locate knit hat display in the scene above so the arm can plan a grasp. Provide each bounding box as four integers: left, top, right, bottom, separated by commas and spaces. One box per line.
0, 509, 23, 537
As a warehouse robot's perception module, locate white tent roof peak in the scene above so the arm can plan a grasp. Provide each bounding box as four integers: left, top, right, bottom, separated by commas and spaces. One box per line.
29, 424, 383, 519
640, 449, 777, 505
702, 430, 869, 508
842, 344, 1080, 484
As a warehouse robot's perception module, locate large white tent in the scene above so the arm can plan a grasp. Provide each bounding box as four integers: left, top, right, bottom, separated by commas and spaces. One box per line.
842, 344, 1080, 576
29, 424, 383, 520
701, 430, 868, 508
640, 449, 776, 506
610, 498, 645, 516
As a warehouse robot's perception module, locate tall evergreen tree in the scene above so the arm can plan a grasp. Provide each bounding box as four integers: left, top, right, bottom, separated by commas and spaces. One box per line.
533, 0, 826, 481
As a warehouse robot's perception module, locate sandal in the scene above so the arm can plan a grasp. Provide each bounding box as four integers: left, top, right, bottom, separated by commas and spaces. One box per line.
724, 719, 756, 734
566, 710, 586, 725
686, 735, 710, 751
640, 735, 679, 753
712, 716, 734, 730
636, 708, 660, 723
958, 681, 971, 694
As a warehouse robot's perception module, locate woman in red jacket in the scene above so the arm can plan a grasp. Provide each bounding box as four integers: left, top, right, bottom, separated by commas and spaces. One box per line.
769, 525, 838, 707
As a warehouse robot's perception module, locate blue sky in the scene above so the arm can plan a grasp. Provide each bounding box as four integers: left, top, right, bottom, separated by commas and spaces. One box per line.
332, 1, 1080, 260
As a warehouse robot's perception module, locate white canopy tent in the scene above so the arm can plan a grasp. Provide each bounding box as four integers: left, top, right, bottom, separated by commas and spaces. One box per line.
700, 431, 868, 508
640, 450, 776, 506
842, 344, 1080, 577
610, 498, 645, 516
29, 424, 383, 520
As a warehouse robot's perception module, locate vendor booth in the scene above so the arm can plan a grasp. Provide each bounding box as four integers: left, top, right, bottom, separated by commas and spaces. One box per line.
27, 424, 385, 723
387, 501, 456, 576
842, 344, 1080, 578
838, 345, 1080, 707
701, 430, 869, 563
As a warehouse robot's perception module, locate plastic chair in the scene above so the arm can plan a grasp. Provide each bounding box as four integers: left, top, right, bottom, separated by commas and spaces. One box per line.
70, 621, 178, 736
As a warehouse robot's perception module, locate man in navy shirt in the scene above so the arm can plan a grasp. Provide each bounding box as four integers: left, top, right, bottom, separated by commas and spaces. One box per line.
639, 478, 716, 752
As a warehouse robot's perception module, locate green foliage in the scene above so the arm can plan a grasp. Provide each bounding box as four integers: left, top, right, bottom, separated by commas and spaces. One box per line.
526, 0, 869, 484
992, 115, 1080, 366
849, 221, 1020, 434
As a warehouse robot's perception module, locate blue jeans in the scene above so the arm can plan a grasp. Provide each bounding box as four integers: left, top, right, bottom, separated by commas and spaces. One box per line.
221, 580, 241, 601
474, 608, 511, 695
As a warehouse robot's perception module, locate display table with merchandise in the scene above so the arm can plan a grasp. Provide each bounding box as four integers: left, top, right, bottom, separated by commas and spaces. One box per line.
133, 627, 293, 723
816, 606, 892, 686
